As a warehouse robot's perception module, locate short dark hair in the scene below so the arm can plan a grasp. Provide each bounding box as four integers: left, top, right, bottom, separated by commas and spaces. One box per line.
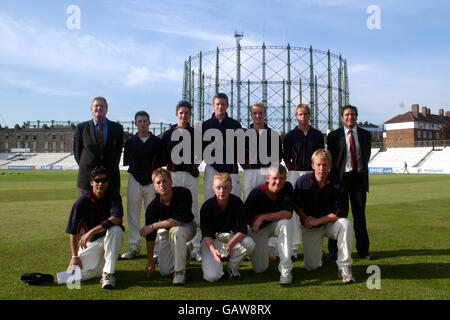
341, 104, 358, 117
176, 101, 193, 112
90, 166, 108, 180
213, 93, 229, 104
135, 111, 150, 121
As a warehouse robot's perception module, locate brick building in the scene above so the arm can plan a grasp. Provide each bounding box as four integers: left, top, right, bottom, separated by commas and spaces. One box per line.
0, 126, 76, 153
384, 104, 450, 147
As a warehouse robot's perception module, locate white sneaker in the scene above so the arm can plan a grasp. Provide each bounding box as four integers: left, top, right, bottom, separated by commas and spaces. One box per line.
338, 266, 355, 283
173, 270, 186, 285
121, 247, 139, 260
279, 272, 293, 285
190, 249, 202, 262
100, 272, 117, 289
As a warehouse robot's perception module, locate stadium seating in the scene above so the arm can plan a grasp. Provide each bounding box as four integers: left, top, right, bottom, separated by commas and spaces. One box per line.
369, 147, 432, 170
417, 147, 450, 173
2, 146, 448, 174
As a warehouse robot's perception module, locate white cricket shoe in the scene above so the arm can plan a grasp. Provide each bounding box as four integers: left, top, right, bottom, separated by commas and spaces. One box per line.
121, 247, 139, 260
100, 272, 117, 289
338, 266, 355, 283
173, 270, 186, 285
279, 272, 293, 285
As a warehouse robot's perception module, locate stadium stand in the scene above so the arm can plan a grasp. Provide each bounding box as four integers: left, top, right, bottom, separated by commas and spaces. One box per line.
417, 146, 450, 173
368, 147, 433, 172
1, 147, 448, 173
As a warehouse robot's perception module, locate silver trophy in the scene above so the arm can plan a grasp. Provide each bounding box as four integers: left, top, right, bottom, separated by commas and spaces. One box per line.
216, 232, 232, 262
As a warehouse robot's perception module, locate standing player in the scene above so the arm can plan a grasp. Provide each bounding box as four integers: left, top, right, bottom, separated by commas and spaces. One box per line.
326, 105, 372, 260
242, 102, 282, 201
282, 104, 325, 258
202, 93, 242, 201
120, 111, 166, 260
162, 101, 201, 261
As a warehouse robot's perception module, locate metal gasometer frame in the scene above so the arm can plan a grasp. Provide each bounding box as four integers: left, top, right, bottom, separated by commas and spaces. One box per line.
183, 41, 349, 134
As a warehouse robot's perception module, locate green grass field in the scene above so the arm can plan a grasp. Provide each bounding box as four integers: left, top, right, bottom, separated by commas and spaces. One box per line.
0, 170, 449, 300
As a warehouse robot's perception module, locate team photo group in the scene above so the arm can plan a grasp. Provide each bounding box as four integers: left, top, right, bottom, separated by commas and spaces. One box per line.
65, 92, 372, 289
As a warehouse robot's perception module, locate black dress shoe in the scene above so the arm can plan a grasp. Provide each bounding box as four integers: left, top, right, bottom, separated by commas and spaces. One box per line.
359, 253, 373, 260
327, 252, 337, 260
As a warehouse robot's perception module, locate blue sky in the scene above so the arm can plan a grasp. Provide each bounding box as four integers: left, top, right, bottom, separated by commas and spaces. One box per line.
0, 0, 449, 128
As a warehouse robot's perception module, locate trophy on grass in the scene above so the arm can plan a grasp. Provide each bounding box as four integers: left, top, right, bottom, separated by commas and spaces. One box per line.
215, 232, 233, 262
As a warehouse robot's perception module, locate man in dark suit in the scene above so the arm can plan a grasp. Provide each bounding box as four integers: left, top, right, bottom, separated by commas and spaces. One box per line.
327, 105, 373, 260
74, 96, 124, 196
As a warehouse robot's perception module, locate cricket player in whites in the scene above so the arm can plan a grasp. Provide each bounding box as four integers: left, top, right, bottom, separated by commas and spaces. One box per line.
245, 164, 296, 284
202, 93, 242, 201
293, 149, 355, 283
162, 101, 201, 261
282, 104, 325, 259
140, 168, 196, 285
242, 102, 282, 201
121, 111, 166, 260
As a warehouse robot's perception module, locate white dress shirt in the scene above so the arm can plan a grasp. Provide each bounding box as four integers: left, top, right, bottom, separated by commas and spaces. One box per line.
344, 126, 363, 173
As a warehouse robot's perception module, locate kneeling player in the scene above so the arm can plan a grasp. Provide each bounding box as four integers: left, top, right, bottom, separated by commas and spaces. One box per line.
294, 149, 355, 283
245, 164, 296, 284
65, 166, 124, 289
139, 168, 196, 285
200, 173, 255, 282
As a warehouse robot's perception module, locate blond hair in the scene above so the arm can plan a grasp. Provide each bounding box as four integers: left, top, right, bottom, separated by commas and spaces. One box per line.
212, 172, 232, 185
311, 148, 332, 165
294, 104, 310, 116
267, 164, 287, 177
251, 102, 267, 113
152, 168, 172, 182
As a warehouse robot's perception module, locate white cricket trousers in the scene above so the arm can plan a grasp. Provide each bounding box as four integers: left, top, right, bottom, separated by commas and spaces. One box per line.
243, 168, 268, 201
201, 236, 255, 282
203, 165, 241, 201
78, 226, 124, 280
250, 219, 293, 275
157, 222, 196, 275
267, 170, 310, 250
170, 171, 201, 252
126, 174, 156, 252
301, 218, 353, 271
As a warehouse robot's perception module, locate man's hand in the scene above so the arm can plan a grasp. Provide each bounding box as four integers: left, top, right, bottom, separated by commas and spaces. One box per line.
80, 230, 94, 249
304, 216, 320, 228
251, 216, 263, 233
68, 256, 83, 274
211, 248, 223, 264
140, 225, 153, 238
145, 259, 156, 279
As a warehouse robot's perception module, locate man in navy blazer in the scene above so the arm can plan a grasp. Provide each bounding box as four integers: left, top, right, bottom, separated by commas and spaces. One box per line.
326, 105, 373, 260
74, 96, 124, 195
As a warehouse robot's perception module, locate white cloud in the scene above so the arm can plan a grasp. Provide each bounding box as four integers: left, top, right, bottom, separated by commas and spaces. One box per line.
0, 14, 180, 86
124, 66, 151, 87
